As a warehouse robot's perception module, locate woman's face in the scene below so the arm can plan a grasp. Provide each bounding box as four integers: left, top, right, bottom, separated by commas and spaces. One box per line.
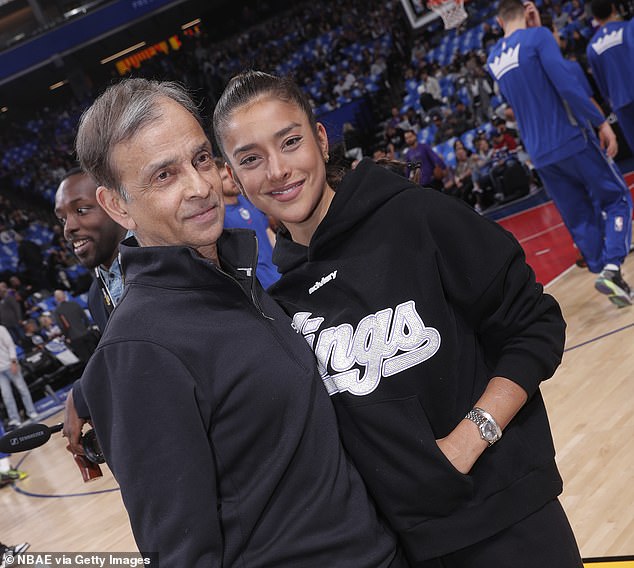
221, 96, 334, 246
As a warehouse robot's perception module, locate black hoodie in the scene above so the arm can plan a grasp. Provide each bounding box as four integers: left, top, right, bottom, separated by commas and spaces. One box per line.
80, 230, 404, 568
269, 159, 567, 562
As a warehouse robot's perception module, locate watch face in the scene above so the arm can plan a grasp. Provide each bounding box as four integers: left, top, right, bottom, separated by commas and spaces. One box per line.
482, 422, 498, 441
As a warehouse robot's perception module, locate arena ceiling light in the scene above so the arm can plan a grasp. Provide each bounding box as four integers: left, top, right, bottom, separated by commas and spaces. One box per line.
181, 18, 201, 30
1, 107, 7, 113
100, 42, 147, 65
49, 80, 68, 91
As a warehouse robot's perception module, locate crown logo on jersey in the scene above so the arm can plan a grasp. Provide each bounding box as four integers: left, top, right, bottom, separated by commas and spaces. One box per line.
489, 44, 520, 80
592, 28, 624, 55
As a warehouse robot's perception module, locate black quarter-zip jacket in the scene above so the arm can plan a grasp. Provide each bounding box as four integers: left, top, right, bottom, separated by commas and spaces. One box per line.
80, 230, 404, 568
269, 159, 567, 562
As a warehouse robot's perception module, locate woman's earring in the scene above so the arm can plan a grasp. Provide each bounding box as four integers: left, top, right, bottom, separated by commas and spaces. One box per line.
324, 152, 330, 163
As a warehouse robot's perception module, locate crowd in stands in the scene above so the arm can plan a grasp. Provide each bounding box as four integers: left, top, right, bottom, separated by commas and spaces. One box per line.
0, 0, 631, 404
373, 0, 633, 212
0, 184, 94, 426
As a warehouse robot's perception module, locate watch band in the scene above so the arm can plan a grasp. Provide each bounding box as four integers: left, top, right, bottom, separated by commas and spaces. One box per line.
465, 406, 502, 445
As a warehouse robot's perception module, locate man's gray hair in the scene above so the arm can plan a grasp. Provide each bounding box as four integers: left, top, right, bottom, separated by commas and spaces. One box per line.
75, 78, 203, 200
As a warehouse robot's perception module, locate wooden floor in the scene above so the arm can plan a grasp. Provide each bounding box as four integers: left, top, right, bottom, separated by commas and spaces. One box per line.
544, 265, 634, 558
0, 264, 632, 560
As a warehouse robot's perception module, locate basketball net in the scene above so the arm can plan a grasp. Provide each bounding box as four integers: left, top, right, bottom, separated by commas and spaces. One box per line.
427, 0, 467, 29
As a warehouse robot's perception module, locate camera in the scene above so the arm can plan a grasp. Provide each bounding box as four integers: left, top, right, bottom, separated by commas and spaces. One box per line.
81, 428, 105, 464
0, 422, 106, 483
73, 428, 105, 483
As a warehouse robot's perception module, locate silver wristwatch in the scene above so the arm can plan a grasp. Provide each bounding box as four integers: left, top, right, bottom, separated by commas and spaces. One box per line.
465, 407, 502, 446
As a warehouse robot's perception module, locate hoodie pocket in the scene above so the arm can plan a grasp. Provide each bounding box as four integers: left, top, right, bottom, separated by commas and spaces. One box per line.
337, 395, 474, 530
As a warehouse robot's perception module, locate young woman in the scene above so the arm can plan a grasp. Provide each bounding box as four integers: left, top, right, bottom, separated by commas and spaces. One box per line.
213, 71, 582, 568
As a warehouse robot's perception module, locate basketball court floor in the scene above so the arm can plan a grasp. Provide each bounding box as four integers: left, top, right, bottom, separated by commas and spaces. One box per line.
0, 175, 633, 566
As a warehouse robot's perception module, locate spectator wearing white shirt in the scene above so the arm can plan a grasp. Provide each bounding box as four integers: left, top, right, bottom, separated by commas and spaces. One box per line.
0, 324, 37, 427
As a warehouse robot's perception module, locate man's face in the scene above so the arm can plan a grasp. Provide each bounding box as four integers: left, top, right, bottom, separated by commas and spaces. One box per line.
404, 131, 417, 147
55, 173, 125, 269
107, 97, 224, 260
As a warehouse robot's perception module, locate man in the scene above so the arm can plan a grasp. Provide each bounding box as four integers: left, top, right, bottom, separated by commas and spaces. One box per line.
488, 0, 633, 308
587, 0, 634, 153
72, 78, 406, 567
7, 276, 31, 315
15, 234, 47, 293
54, 170, 127, 452
52, 290, 97, 362
55, 169, 128, 331
215, 158, 280, 289
0, 283, 23, 344
0, 324, 38, 427
417, 68, 442, 110
402, 129, 447, 190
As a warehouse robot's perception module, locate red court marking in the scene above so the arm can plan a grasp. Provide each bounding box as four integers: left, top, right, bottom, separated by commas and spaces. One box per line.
497, 175, 634, 285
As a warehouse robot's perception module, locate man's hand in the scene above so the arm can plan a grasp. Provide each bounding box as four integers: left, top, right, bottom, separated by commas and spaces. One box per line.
598, 121, 618, 158
63, 389, 87, 455
524, 1, 542, 27
10, 361, 18, 376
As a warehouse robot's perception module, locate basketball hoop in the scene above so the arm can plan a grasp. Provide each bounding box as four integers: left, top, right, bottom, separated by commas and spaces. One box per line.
427, 0, 467, 29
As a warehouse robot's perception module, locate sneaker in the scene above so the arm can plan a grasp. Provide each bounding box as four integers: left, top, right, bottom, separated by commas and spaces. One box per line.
27, 412, 38, 420
595, 268, 633, 308
1, 542, 30, 568
3, 542, 29, 556
0, 469, 28, 486
575, 255, 587, 269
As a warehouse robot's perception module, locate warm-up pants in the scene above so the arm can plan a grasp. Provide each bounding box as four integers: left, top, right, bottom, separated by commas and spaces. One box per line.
538, 134, 632, 273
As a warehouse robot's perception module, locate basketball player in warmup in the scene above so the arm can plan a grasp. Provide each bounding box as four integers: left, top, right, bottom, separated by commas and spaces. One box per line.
488, 0, 633, 308
214, 157, 280, 289
587, 0, 634, 154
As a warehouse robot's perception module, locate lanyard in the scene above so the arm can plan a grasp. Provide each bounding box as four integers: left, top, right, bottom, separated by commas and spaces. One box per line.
94, 254, 123, 316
